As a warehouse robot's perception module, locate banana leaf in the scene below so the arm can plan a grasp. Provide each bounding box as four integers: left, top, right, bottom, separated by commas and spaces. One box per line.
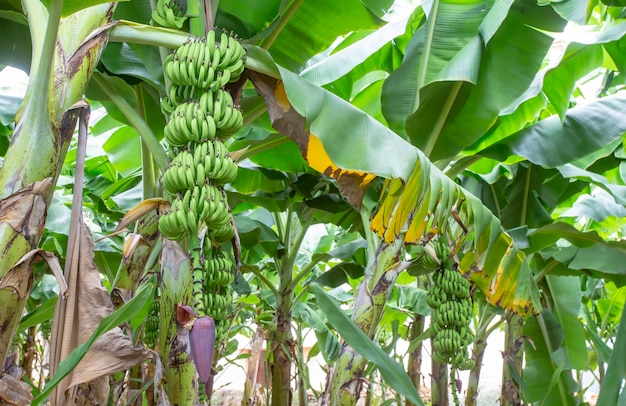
246, 46, 538, 314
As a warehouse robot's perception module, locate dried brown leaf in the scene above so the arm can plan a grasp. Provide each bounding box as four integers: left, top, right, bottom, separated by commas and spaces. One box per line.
0, 373, 33, 406
115, 198, 167, 233
51, 219, 149, 405
249, 72, 372, 208
69, 329, 149, 388
0, 178, 53, 259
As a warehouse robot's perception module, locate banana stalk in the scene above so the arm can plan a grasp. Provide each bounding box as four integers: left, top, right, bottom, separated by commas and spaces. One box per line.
159, 239, 197, 405
431, 357, 449, 406
321, 238, 404, 405
500, 312, 524, 405
268, 212, 312, 406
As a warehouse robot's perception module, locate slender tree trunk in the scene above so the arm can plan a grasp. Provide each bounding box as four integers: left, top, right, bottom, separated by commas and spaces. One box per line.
464, 335, 487, 406
269, 213, 311, 406
269, 279, 294, 406
406, 313, 425, 406
500, 311, 524, 406
430, 347, 448, 406
320, 239, 404, 405
295, 325, 308, 406
22, 326, 37, 381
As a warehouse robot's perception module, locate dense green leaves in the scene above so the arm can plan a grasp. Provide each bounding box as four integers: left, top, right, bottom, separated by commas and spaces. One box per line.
597, 303, 626, 404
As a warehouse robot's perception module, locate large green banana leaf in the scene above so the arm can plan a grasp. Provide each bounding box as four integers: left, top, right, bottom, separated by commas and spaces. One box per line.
468, 20, 626, 156
382, 0, 567, 160
261, 0, 391, 72
481, 94, 626, 167
246, 46, 537, 314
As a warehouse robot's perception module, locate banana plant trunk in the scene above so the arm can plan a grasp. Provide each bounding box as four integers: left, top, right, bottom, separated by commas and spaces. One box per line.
321, 239, 404, 405
159, 239, 198, 405
0, 0, 114, 368
269, 277, 294, 406
269, 213, 311, 406
430, 357, 449, 406
464, 333, 488, 406
405, 313, 425, 406
500, 312, 524, 406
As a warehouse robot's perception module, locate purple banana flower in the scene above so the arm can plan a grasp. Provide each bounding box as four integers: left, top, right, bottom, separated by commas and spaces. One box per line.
189, 315, 217, 395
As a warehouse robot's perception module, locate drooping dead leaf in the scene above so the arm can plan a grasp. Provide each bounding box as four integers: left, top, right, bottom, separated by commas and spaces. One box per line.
249, 72, 374, 208
370, 160, 536, 314
0, 178, 53, 274
50, 218, 149, 405
0, 256, 35, 371
51, 102, 149, 404
114, 198, 166, 233
68, 329, 150, 388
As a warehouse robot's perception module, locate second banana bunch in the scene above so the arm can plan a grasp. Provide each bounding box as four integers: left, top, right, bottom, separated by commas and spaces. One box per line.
159, 29, 245, 342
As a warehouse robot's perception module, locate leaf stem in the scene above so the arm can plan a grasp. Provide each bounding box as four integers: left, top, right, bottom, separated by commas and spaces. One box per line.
423, 81, 462, 158
25, 0, 63, 119
135, 84, 157, 199
259, 0, 303, 50
414, 0, 440, 112
536, 313, 568, 403
187, 0, 206, 37
109, 20, 190, 49
520, 165, 532, 226
290, 254, 325, 291
360, 205, 379, 264
247, 267, 279, 297
444, 155, 480, 179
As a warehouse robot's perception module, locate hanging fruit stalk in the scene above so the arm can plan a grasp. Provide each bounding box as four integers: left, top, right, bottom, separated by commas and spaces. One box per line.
425, 241, 475, 406
156, 29, 246, 398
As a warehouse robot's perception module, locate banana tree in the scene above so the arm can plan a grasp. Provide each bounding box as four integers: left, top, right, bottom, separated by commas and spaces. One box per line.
0, 0, 117, 374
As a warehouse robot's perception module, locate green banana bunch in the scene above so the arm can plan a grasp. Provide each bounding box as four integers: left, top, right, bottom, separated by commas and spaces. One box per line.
163, 30, 245, 90
208, 220, 235, 243
151, 0, 187, 29
158, 195, 199, 240
164, 101, 217, 147
158, 29, 244, 336
204, 250, 235, 288
144, 292, 160, 348
426, 244, 475, 371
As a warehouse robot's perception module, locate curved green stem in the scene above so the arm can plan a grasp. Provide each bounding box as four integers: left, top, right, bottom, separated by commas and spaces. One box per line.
423, 81, 462, 158
259, 0, 303, 50
187, 0, 206, 37
536, 313, 568, 403
248, 267, 279, 296
414, 0, 439, 112
135, 85, 158, 199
